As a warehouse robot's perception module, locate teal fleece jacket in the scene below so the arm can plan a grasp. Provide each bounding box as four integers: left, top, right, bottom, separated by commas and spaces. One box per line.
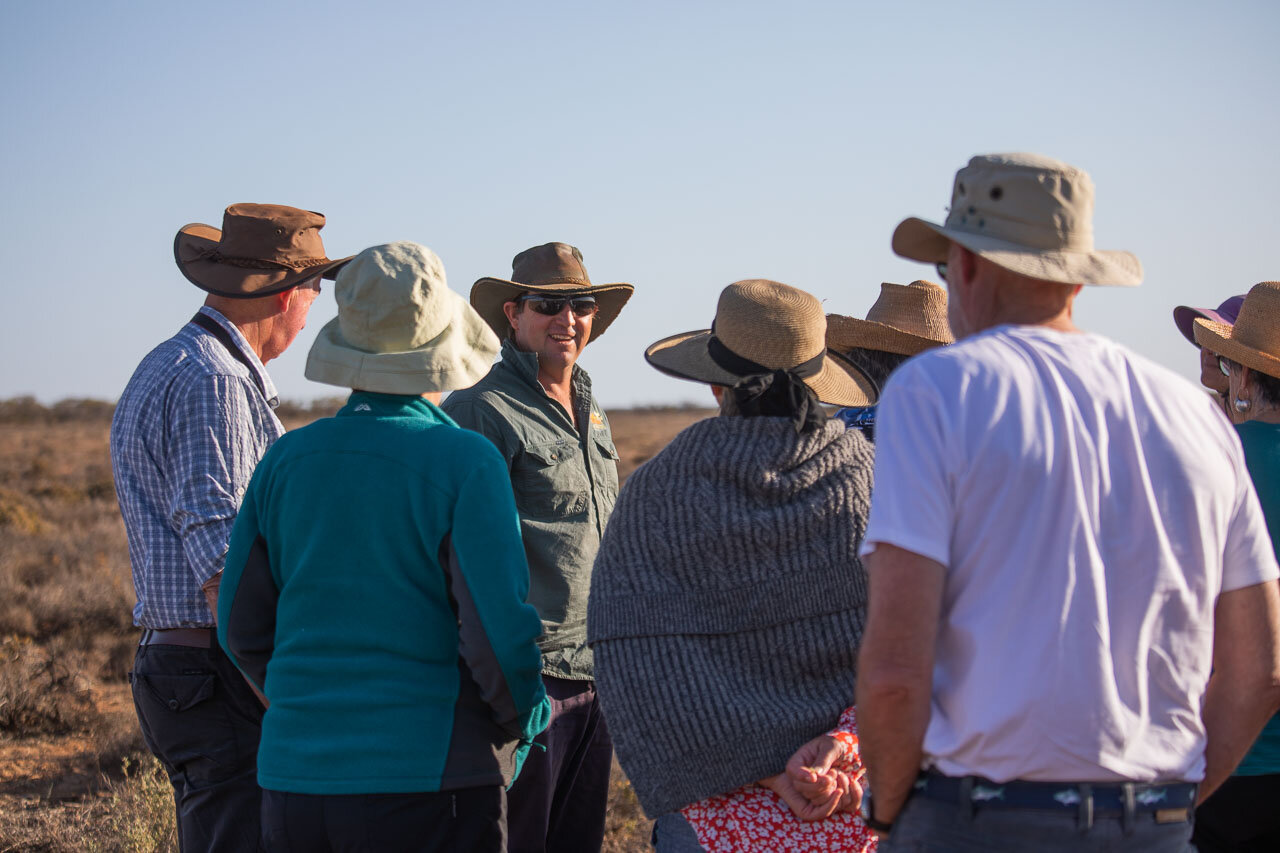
217, 393, 550, 795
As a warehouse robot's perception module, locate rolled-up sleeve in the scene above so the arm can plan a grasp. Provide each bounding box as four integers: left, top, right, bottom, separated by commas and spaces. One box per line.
166, 374, 264, 584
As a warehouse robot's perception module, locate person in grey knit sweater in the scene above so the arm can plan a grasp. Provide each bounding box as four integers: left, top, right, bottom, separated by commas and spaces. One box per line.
587, 279, 881, 852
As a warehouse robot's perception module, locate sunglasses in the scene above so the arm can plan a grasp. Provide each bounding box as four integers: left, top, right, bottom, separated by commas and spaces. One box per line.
935, 262, 948, 283
1218, 355, 1232, 377
519, 294, 599, 317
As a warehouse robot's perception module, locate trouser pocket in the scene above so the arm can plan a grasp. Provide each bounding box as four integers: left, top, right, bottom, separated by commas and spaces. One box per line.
131, 654, 250, 784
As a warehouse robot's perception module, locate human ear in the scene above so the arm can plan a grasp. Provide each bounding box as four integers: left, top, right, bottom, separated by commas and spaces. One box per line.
502, 300, 521, 331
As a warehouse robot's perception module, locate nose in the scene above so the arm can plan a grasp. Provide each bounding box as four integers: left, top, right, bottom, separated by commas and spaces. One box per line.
556, 302, 579, 327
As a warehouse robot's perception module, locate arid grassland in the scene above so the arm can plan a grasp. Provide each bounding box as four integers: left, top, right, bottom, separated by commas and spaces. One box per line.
0, 397, 711, 852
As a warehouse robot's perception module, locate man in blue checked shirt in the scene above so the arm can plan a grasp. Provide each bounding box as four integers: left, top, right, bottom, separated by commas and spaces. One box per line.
110, 203, 349, 852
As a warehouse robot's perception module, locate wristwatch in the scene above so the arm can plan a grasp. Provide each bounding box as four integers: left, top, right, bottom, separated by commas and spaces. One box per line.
860, 790, 894, 834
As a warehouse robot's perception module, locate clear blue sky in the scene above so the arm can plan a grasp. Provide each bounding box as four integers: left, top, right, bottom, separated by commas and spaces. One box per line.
2, 0, 1277, 407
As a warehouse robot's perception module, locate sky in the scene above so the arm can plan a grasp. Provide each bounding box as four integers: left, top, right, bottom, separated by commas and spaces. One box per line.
2, 0, 1277, 408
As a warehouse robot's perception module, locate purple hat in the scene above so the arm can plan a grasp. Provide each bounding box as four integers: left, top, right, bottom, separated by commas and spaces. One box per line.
1173, 295, 1245, 347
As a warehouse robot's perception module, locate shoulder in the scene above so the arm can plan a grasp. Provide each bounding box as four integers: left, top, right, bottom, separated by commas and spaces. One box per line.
436, 420, 507, 462
126, 326, 256, 414
443, 386, 518, 438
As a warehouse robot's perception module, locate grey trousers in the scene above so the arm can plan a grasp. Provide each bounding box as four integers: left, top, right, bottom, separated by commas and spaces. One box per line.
881, 794, 1195, 853
651, 812, 703, 852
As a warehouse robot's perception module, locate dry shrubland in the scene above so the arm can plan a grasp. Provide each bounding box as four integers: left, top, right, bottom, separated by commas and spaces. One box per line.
0, 397, 711, 852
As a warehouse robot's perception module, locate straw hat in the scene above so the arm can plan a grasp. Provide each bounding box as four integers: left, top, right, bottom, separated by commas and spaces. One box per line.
175, 203, 352, 298
892, 153, 1143, 287
1193, 282, 1280, 380
471, 242, 633, 343
826, 280, 953, 356
644, 279, 877, 407
305, 242, 500, 395
1172, 295, 1245, 347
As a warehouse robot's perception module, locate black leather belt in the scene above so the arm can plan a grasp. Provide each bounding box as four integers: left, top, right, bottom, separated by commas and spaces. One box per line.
140, 627, 215, 648
917, 770, 1196, 818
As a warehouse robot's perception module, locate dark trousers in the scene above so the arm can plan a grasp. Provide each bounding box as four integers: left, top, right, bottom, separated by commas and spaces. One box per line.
130, 638, 265, 852
882, 790, 1194, 852
506, 676, 613, 853
1193, 774, 1280, 852
261, 787, 506, 852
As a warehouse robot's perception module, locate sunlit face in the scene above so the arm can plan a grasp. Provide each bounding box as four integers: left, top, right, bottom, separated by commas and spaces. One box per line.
264, 276, 321, 362
943, 242, 972, 340
503, 294, 594, 373
1199, 346, 1230, 395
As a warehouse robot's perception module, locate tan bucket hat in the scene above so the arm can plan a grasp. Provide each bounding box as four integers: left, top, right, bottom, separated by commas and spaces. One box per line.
470, 242, 633, 343
305, 242, 500, 395
175, 203, 352, 298
892, 153, 1142, 287
826, 280, 953, 356
644, 279, 877, 407
1193, 282, 1280, 381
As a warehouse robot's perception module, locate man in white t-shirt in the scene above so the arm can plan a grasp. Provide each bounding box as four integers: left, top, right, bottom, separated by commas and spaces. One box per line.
852, 154, 1280, 851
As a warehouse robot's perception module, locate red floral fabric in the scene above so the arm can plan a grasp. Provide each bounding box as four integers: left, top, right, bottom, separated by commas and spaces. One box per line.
681, 707, 877, 852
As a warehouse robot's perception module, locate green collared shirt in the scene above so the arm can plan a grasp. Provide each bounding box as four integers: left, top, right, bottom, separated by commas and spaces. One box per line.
443, 340, 620, 680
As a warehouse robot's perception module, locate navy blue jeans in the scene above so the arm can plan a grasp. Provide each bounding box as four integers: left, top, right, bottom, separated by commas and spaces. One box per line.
130, 639, 265, 852
881, 793, 1195, 852
506, 676, 613, 853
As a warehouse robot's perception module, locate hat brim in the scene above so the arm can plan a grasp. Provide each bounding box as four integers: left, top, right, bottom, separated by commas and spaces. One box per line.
1193, 318, 1280, 381
175, 223, 353, 299
892, 217, 1142, 288
644, 329, 877, 407
470, 277, 634, 343
304, 290, 501, 394
1172, 305, 1228, 347
825, 313, 951, 356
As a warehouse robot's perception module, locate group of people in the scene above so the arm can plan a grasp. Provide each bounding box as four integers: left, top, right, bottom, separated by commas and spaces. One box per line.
108, 152, 1280, 853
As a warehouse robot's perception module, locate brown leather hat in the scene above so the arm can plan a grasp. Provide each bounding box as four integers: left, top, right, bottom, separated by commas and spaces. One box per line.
174, 203, 352, 298
470, 242, 633, 344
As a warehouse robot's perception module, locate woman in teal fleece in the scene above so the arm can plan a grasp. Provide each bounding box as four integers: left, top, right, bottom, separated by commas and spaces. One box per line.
218, 242, 550, 853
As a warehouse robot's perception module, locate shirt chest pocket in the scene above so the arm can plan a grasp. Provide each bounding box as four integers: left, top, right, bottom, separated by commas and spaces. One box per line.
513, 440, 590, 519
591, 432, 621, 501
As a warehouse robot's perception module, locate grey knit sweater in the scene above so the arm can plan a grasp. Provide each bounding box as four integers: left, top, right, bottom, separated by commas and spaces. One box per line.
587, 415, 874, 817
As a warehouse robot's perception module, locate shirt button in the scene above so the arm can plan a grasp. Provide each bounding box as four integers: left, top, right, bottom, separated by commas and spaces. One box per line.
168, 699, 179, 710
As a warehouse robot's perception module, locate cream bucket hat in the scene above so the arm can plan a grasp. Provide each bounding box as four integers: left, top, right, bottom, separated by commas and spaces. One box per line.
1193, 282, 1280, 381
892, 153, 1143, 287
826, 280, 953, 356
305, 242, 500, 394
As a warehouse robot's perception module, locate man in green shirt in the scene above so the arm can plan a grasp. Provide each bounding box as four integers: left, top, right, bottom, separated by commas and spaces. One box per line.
444, 242, 633, 853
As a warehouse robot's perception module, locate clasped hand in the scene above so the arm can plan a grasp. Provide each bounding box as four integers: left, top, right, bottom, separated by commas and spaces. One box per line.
758, 734, 865, 821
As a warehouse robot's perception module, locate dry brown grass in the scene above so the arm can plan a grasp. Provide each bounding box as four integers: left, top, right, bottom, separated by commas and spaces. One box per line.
0, 399, 711, 852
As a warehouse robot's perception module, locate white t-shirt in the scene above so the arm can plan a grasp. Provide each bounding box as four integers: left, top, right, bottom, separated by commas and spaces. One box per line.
862, 324, 1278, 783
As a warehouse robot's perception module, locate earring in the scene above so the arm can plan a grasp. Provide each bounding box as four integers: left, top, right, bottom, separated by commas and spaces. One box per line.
1234, 397, 1251, 413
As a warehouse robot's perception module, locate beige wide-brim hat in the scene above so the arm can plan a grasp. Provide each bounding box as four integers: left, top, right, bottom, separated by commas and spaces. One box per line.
306, 242, 500, 395
892, 153, 1143, 287
645, 279, 877, 407
1193, 281, 1280, 381
470, 242, 633, 344
826, 280, 953, 356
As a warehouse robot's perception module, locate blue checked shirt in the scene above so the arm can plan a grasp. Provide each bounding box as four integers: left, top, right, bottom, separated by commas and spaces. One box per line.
110, 307, 284, 628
